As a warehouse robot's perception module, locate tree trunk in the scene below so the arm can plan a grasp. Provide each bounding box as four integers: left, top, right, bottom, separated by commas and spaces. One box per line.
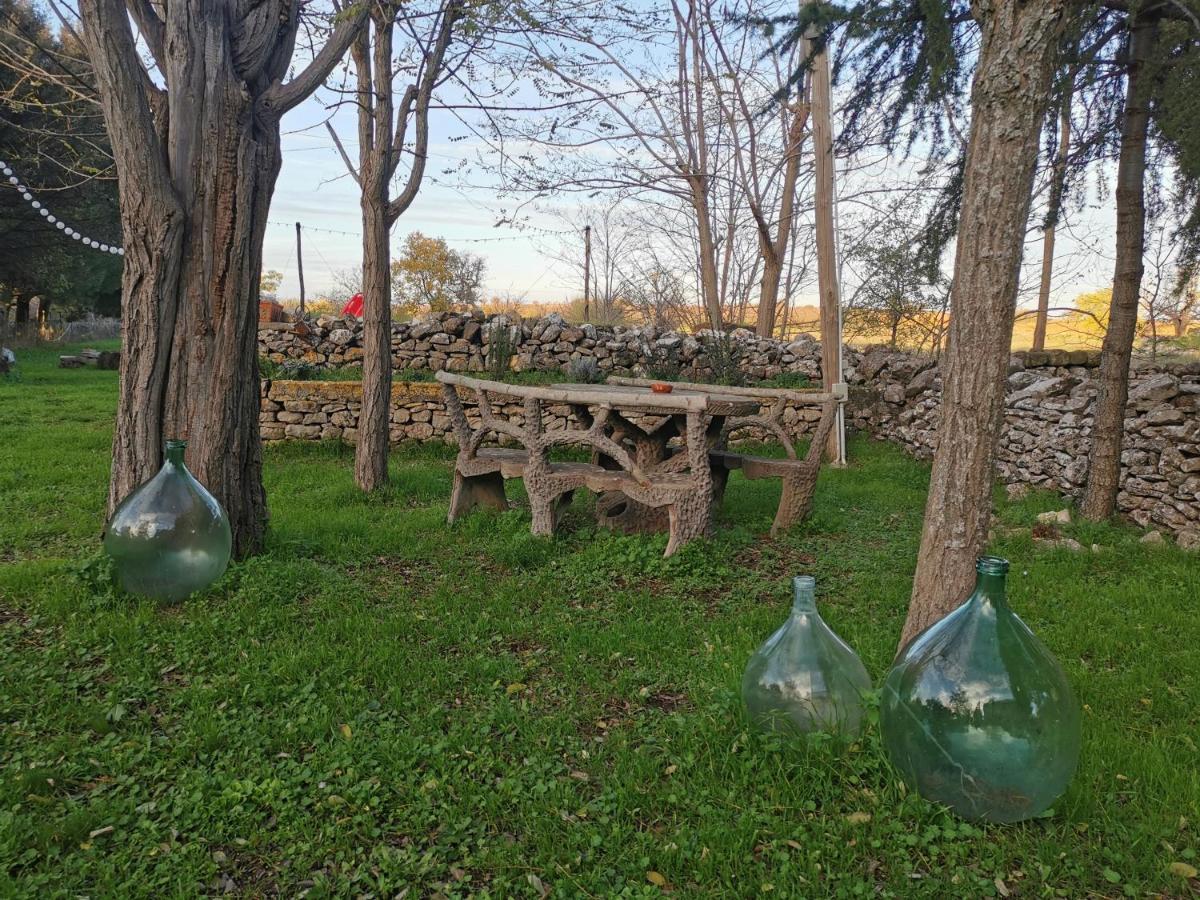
811, 36, 843, 462
1032, 91, 1072, 352
1081, 17, 1158, 522
692, 177, 725, 331
757, 253, 784, 337
80, 0, 362, 558
353, 15, 395, 494
117, 84, 276, 559
902, 0, 1070, 649
755, 99, 807, 339
14, 295, 29, 324
357, 192, 392, 490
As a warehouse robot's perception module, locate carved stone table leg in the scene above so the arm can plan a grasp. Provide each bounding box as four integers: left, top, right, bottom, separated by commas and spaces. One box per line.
448, 470, 508, 523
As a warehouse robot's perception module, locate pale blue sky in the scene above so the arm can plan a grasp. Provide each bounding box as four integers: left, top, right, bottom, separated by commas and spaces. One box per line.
264, 80, 1119, 312
264, 80, 574, 304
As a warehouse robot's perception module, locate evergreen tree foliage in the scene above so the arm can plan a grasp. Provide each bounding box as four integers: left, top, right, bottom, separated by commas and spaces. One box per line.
0, 0, 121, 320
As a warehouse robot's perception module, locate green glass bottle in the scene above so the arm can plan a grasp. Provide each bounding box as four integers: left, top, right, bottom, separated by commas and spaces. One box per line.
742, 576, 872, 737
880, 556, 1081, 823
103, 440, 232, 602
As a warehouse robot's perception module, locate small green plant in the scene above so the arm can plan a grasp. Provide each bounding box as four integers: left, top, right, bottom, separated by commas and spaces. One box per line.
258, 357, 362, 381
701, 332, 745, 386
565, 357, 603, 383
644, 343, 682, 381
486, 323, 518, 378
72, 551, 124, 607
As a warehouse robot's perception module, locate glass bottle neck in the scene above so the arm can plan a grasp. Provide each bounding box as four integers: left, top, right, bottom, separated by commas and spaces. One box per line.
164, 441, 187, 466
973, 571, 1008, 608
791, 577, 817, 615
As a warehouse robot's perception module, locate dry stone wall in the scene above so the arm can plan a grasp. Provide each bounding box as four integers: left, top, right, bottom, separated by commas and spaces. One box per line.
259, 379, 829, 448
258, 310, 827, 382
258, 312, 1199, 546
846, 346, 1200, 548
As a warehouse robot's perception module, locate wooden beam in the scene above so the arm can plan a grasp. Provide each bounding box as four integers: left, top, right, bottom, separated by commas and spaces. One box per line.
808, 15, 845, 463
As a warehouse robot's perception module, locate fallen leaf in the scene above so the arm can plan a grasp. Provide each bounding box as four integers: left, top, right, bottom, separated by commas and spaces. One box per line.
1169, 862, 1198, 879
88, 825, 114, 840
568, 770, 590, 781
506, 682, 527, 695
664, 764, 678, 776
526, 873, 549, 897
845, 812, 872, 825
646, 870, 667, 887
786, 839, 803, 851
339, 723, 352, 740
994, 877, 1010, 897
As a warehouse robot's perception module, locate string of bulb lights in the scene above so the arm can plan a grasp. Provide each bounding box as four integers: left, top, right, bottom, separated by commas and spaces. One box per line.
1, 160, 124, 256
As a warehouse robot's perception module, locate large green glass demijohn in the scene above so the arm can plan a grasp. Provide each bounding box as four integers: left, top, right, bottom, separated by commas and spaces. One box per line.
880, 556, 1081, 823
742, 576, 872, 737
103, 440, 232, 602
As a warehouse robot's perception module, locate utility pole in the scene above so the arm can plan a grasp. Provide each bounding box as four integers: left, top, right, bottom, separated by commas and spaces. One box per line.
583, 224, 592, 322
295, 221, 306, 315
808, 17, 846, 465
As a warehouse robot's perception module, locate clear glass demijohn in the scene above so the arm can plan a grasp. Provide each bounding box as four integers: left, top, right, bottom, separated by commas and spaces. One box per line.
742, 576, 872, 737
880, 556, 1081, 823
103, 440, 232, 602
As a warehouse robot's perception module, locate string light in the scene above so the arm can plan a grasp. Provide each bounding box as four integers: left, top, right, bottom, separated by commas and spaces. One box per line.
0, 160, 123, 256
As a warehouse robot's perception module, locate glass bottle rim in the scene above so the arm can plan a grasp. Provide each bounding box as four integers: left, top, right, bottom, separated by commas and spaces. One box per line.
164, 439, 188, 451
976, 555, 1010, 575
792, 575, 816, 592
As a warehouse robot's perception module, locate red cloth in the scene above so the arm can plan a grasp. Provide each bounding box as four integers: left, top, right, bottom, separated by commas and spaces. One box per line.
342, 293, 364, 317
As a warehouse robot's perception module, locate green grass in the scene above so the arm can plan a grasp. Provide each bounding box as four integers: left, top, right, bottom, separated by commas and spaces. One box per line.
2, 344, 1199, 898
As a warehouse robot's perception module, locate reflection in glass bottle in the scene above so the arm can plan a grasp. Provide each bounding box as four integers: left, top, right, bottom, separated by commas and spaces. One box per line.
103, 440, 232, 602
880, 556, 1081, 823
742, 576, 872, 737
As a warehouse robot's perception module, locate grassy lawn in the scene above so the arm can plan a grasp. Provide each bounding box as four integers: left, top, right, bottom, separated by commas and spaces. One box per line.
1, 345, 1198, 898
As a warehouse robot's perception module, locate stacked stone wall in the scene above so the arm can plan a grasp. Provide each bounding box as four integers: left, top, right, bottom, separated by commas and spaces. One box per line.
258, 312, 1199, 546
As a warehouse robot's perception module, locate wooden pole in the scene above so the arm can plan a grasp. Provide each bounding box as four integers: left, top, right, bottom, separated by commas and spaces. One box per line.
295, 221, 306, 315
583, 224, 592, 322
808, 23, 845, 463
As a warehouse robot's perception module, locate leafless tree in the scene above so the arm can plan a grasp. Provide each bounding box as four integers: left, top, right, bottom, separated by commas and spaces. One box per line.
478, 0, 818, 334
325, 0, 462, 491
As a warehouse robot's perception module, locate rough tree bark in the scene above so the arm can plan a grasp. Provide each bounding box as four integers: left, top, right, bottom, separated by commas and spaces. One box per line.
1081, 16, 1160, 521
692, 177, 726, 331
79, 0, 363, 557
754, 101, 807, 338
328, 2, 460, 491
902, 0, 1070, 649
1032, 88, 1073, 352
352, 14, 395, 493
